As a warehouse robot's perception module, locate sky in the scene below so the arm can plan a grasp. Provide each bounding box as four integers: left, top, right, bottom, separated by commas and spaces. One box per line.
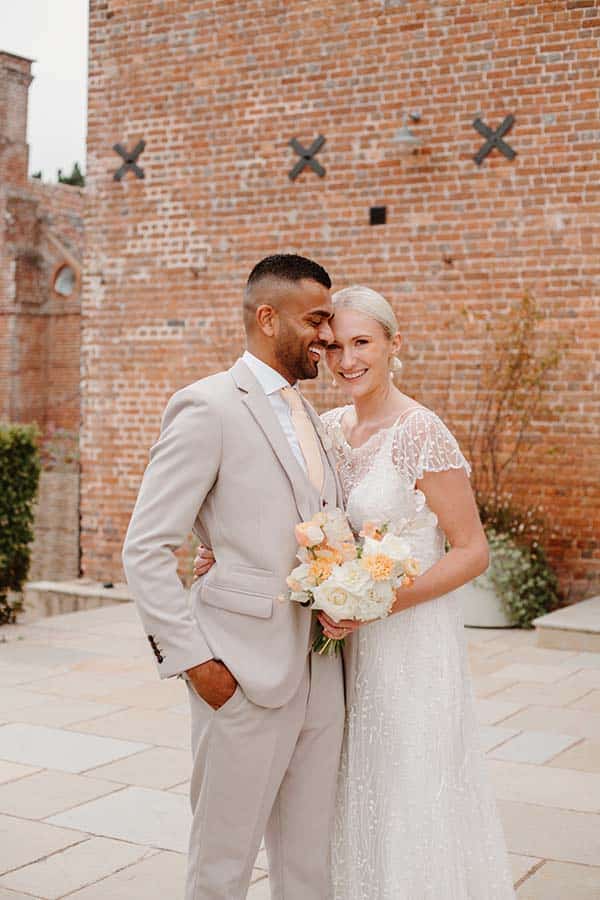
1, 0, 88, 181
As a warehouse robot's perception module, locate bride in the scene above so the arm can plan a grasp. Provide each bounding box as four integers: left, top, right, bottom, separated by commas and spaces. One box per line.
196, 285, 515, 899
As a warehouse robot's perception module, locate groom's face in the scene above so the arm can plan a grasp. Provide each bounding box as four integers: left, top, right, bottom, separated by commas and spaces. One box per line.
272, 279, 334, 381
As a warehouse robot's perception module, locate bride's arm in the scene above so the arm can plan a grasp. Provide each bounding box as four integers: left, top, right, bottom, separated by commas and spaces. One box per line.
390, 467, 488, 614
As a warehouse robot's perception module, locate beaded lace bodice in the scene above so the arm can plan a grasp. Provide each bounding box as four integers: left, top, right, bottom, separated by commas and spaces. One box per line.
322, 405, 471, 572
320, 405, 516, 900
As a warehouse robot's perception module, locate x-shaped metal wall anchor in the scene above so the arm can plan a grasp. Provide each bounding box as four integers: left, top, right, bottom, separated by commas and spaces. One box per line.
473, 116, 516, 166
113, 140, 146, 181
288, 135, 326, 181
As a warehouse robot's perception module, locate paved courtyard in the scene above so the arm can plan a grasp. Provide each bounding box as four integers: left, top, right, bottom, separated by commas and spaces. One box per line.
0, 602, 599, 899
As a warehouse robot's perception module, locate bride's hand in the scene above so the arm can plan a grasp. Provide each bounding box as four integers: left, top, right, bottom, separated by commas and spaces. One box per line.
318, 611, 365, 640
193, 545, 215, 578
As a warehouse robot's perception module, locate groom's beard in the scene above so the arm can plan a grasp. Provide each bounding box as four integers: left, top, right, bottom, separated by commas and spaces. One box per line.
274, 334, 320, 381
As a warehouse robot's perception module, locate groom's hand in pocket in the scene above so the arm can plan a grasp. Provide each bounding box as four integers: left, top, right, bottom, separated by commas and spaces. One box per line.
186, 659, 237, 710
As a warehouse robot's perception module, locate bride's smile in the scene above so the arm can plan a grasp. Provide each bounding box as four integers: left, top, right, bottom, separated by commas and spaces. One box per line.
326, 307, 402, 406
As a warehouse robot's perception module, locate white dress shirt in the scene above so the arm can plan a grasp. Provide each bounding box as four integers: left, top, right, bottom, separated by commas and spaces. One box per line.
241, 351, 308, 474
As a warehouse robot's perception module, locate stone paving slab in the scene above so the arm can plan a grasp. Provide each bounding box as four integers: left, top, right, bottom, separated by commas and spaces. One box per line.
48, 786, 191, 853
0, 838, 151, 899
0, 723, 148, 773
548, 739, 600, 774
0, 607, 598, 898
0, 813, 85, 874
0, 770, 120, 820
53, 850, 184, 900
516, 860, 600, 899
499, 800, 600, 866
489, 730, 580, 765
85, 747, 191, 790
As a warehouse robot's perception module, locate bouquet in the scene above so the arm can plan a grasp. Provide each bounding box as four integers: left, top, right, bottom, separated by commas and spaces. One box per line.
284, 508, 421, 655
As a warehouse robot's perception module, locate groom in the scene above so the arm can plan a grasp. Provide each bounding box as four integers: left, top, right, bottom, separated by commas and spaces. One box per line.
122, 254, 345, 900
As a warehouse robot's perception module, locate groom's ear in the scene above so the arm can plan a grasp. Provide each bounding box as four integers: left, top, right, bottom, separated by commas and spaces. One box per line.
256, 304, 278, 337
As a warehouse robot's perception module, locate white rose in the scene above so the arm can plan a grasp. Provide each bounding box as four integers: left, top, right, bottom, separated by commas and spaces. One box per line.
286, 562, 313, 591
356, 581, 395, 621
311, 580, 359, 623
332, 559, 372, 594
378, 532, 412, 562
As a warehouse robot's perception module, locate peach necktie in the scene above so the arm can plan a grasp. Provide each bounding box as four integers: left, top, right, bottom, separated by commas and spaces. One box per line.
281, 386, 324, 493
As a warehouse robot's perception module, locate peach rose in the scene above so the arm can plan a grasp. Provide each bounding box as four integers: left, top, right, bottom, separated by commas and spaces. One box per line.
295, 521, 325, 548
339, 541, 358, 561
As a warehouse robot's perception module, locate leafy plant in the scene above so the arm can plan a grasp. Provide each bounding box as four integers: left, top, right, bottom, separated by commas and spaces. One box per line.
478, 528, 561, 628
0, 424, 41, 624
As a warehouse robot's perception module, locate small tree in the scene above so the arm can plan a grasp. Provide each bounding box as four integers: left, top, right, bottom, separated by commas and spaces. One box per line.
57, 162, 85, 187
464, 292, 566, 508
0, 425, 41, 624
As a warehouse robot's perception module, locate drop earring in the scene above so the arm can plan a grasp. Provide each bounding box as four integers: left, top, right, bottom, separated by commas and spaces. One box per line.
389, 355, 403, 380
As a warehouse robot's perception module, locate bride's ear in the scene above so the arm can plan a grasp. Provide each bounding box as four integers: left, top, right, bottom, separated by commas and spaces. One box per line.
391, 332, 402, 356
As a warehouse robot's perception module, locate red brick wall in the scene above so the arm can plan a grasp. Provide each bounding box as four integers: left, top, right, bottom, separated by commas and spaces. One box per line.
0, 48, 84, 436
83, 0, 600, 598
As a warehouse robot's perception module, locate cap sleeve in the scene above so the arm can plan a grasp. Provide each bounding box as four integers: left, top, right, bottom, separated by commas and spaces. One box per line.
392, 408, 471, 486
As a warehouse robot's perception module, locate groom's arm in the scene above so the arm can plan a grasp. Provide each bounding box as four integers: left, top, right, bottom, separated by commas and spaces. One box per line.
122, 385, 220, 678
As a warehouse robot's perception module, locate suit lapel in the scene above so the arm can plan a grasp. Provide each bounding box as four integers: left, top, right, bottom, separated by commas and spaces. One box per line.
231, 360, 314, 522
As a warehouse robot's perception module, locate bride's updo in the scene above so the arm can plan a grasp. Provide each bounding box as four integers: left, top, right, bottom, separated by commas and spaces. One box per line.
331, 285, 402, 373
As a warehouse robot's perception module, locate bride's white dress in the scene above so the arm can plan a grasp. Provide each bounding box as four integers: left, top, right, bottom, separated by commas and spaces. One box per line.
321, 405, 516, 900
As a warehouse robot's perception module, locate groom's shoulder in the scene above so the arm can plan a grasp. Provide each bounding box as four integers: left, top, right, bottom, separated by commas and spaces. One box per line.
161, 368, 237, 424
173, 369, 234, 401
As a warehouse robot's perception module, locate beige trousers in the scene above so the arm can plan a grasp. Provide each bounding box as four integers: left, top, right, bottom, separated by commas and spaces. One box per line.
184, 651, 345, 900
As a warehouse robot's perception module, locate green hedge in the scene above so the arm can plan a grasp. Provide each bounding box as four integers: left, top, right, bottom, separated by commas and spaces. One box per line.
0, 424, 41, 624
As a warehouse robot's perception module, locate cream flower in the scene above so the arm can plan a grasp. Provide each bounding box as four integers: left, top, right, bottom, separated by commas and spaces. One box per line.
311, 580, 359, 622
356, 581, 394, 620
286, 562, 313, 591
378, 532, 412, 563
333, 559, 372, 594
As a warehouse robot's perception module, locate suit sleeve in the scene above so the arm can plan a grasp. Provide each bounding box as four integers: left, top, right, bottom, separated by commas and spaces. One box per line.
122, 387, 220, 678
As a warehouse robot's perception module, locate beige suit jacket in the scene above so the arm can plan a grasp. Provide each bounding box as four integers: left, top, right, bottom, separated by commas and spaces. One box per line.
122, 358, 342, 708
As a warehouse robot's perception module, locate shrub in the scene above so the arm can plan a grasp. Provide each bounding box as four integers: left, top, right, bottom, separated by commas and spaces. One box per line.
477, 528, 561, 628
0, 424, 41, 624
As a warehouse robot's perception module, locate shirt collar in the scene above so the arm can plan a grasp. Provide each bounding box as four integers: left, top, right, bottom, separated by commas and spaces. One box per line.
242, 350, 295, 396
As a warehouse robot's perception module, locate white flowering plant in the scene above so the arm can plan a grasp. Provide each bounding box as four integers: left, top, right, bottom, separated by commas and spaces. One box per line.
285, 509, 421, 655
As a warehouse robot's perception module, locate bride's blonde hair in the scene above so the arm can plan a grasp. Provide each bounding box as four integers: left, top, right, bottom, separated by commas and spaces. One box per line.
331, 285, 402, 373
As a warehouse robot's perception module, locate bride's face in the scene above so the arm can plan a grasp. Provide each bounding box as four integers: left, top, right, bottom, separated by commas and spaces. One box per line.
326, 308, 400, 398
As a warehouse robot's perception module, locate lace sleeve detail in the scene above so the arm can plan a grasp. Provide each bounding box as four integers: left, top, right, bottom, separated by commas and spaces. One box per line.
392, 408, 471, 486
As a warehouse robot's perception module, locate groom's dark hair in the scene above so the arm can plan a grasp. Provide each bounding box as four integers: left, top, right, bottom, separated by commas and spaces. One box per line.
246, 254, 331, 291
